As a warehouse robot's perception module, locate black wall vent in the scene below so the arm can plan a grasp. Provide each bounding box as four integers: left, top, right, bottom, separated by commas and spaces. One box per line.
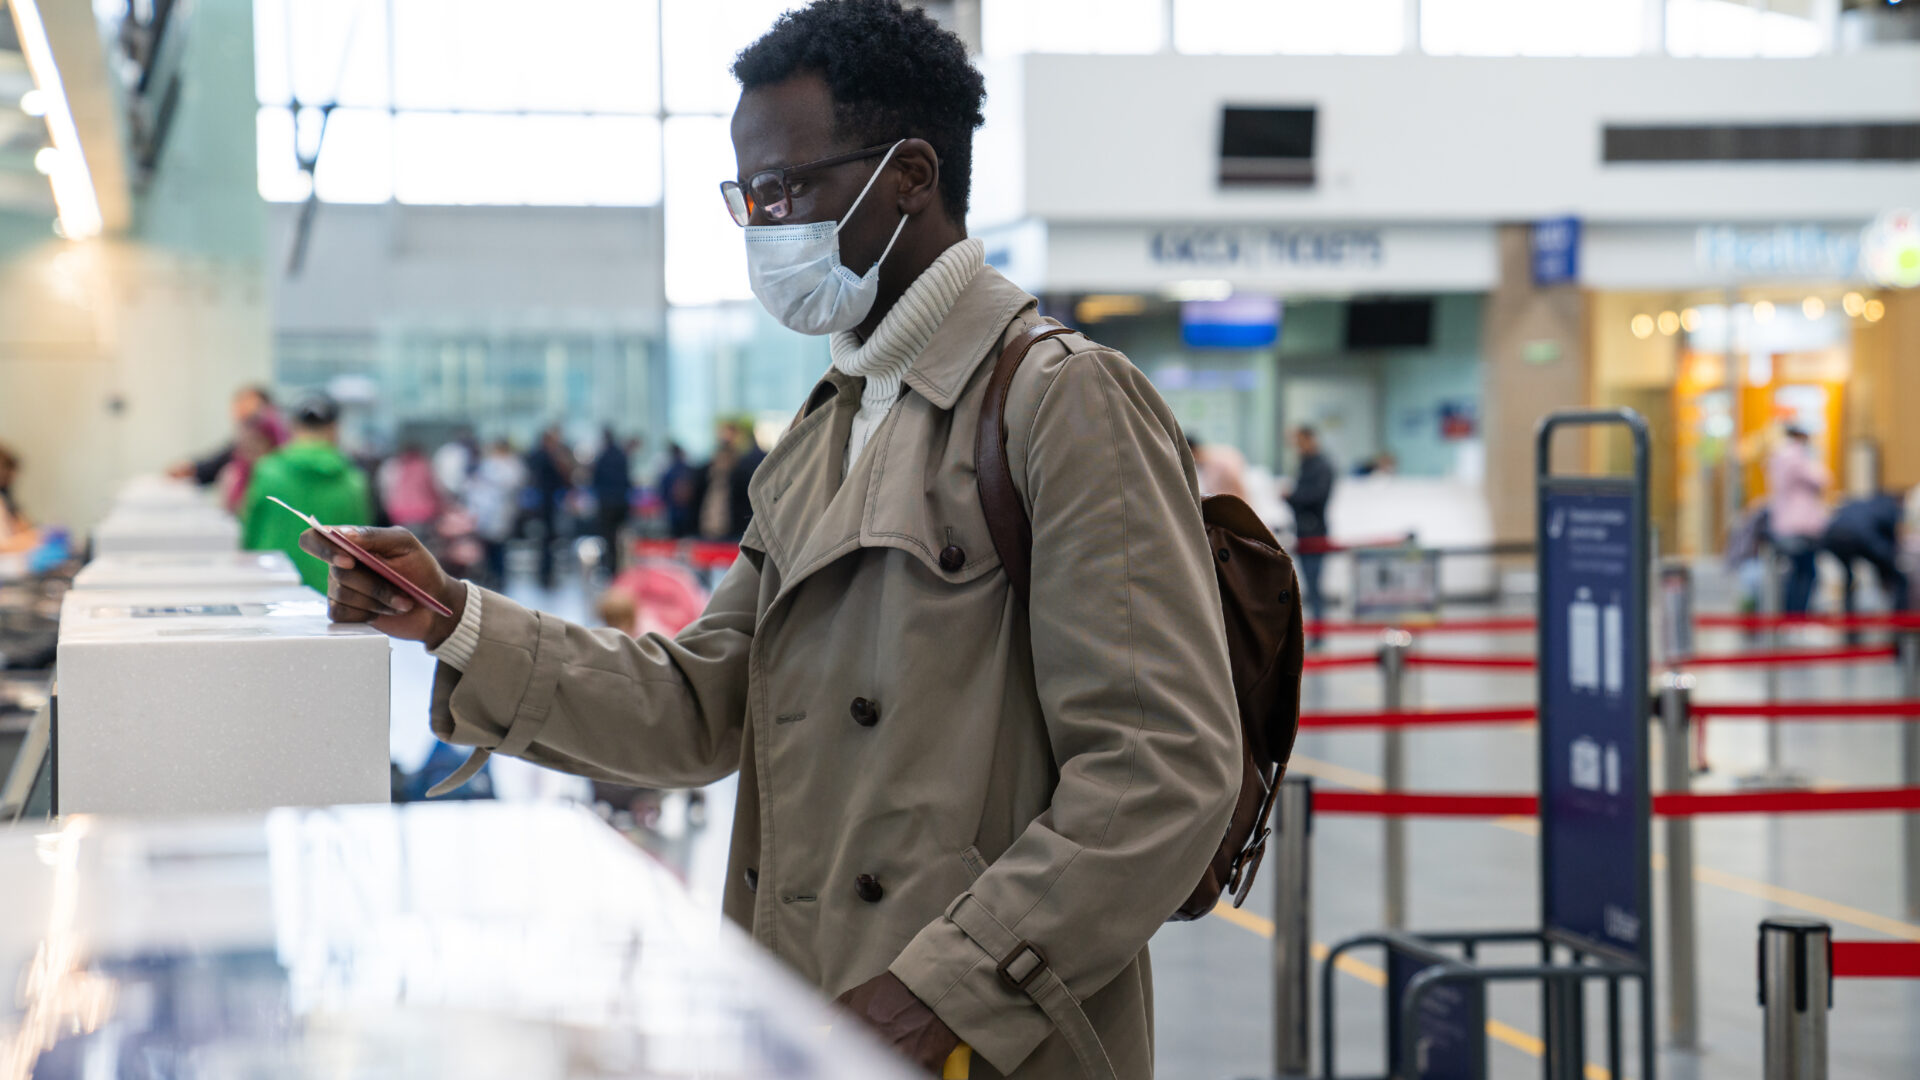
1604, 121, 1920, 163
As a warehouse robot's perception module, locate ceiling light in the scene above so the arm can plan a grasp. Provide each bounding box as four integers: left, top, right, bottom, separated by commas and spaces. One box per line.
1680, 308, 1700, 332
32, 147, 59, 176
19, 89, 49, 118
1843, 292, 1867, 318
9, 0, 105, 240
1752, 300, 1775, 323
1864, 299, 1886, 323
1802, 297, 1825, 319
1657, 311, 1680, 335
1630, 314, 1654, 339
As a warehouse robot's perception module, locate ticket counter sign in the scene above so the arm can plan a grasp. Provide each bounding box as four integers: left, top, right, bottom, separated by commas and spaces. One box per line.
1353, 544, 1441, 621
1536, 412, 1652, 966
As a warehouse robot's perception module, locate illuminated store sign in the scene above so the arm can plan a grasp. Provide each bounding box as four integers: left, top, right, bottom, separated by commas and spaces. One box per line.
1150, 227, 1385, 271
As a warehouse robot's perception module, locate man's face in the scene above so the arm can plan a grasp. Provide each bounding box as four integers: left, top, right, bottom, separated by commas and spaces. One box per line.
1294, 430, 1316, 456
730, 72, 897, 277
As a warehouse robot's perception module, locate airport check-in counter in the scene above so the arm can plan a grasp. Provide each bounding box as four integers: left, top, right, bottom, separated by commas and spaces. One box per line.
71, 551, 303, 590
0, 802, 915, 1079
111, 474, 219, 513
53, 586, 389, 815
91, 509, 241, 556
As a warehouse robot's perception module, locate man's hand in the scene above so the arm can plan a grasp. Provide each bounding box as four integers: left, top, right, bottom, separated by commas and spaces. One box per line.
835, 972, 960, 1074
297, 526, 465, 647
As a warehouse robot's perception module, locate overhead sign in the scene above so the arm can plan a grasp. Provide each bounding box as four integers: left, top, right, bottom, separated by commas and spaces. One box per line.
1537, 412, 1652, 965
1035, 223, 1499, 293
1150, 227, 1383, 271
1694, 224, 1860, 280
1531, 217, 1581, 286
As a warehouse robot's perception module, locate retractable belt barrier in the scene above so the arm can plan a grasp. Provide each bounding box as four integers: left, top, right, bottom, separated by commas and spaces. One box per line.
1758, 921, 1920, 1079
1311, 786, 1920, 817
631, 538, 741, 570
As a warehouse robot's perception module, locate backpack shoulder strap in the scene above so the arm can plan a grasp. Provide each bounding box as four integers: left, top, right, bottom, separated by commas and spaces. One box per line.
976, 318, 1075, 608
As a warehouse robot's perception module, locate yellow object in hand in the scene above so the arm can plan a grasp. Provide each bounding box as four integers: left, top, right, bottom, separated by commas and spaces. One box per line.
942, 1044, 973, 1079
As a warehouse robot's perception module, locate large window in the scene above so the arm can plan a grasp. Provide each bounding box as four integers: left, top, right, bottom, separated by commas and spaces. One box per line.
1174, 0, 1406, 55
254, 0, 665, 205
1421, 0, 1644, 56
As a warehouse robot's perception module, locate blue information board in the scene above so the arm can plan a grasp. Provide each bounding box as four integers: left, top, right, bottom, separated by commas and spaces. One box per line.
1387, 943, 1486, 1080
1531, 217, 1581, 286
1538, 484, 1650, 963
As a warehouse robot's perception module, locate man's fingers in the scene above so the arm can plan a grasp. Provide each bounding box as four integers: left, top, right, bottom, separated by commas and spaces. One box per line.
343, 525, 423, 559
298, 528, 354, 569
332, 565, 413, 613
327, 576, 403, 617
327, 598, 379, 624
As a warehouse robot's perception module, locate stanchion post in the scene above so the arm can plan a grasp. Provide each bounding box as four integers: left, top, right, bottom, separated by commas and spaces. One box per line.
1272, 777, 1313, 1077
1660, 671, 1699, 1050
1759, 917, 1831, 1080
1901, 631, 1920, 921
1379, 630, 1413, 930
1765, 550, 1785, 776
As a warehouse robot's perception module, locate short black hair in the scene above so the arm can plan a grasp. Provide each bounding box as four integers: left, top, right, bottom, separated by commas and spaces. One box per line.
294, 395, 340, 428
733, 0, 987, 221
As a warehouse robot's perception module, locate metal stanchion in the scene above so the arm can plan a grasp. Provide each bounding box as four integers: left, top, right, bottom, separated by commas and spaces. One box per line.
1272, 777, 1313, 1077
1379, 630, 1413, 930
1765, 551, 1786, 777
1759, 917, 1831, 1080
1660, 671, 1699, 1050
1901, 631, 1920, 921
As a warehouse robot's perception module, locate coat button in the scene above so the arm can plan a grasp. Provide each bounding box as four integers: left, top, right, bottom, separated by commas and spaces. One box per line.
855, 874, 884, 903
939, 544, 966, 572
850, 697, 880, 727
744, 867, 759, 893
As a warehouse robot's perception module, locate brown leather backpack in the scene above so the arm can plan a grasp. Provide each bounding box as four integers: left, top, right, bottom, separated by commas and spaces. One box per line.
976, 321, 1306, 921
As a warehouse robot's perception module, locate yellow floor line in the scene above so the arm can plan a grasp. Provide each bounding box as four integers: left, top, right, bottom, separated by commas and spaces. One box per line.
1287, 753, 1386, 792
1210, 900, 1606, 1076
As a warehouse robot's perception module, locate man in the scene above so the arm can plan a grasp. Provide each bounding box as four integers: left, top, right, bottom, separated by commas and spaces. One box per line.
171, 385, 287, 487
1824, 491, 1908, 619
1767, 425, 1830, 615
524, 427, 575, 588
240, 396, 372, 592
1285, 425, 1335, 634
657, 443, 699, 539
591, 427, 634, 566
303, 4, 1238, 1077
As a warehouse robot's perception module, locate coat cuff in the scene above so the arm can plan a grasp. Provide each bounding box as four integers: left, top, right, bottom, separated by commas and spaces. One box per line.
889, 896, 1055, 1076
428, 582, 483, 670
425, 586, 564, 797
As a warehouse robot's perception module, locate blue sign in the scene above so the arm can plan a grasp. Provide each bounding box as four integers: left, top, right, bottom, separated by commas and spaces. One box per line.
1539, 486, 1648, 962
1531, 217, 1581, 286
1387, 944, 1485, 1080
1180, 295, 1282, 349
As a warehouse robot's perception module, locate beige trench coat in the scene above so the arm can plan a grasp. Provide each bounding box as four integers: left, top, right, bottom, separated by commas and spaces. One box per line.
429, 267, 1241, 1078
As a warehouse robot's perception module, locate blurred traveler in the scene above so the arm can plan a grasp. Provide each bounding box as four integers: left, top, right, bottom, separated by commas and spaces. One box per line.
466, 439, 526, 590
1725, 498, 1772, 616
378, 443, 442, 536
433, 435, 477, 502
697, 421, 745, 541
241, 396, 371, 592
1285, 424, 1335, 632
303, 5, 1239, 1078
0, 442, 38, 554
217, 416, 284, 515
728, 421, 766, 537
1767, 425, 1830, 615
525, 427, 575, 588
658, 443, 700, 539
1824, 491, 1908, 616
591, 427, 633, 567
169, 385, 287, 487
1355, 451, 1397, 477
1188, 432, 1249, 501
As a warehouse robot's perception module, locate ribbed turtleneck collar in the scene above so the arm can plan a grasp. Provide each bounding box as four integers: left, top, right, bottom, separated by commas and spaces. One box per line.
830, 237, 986, 411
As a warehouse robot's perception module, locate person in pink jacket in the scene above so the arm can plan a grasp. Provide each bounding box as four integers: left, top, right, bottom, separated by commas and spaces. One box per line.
1767, 425, 1831, 614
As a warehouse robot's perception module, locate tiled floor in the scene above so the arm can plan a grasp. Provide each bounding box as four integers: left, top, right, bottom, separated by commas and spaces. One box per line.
491, 560, 1920, 1080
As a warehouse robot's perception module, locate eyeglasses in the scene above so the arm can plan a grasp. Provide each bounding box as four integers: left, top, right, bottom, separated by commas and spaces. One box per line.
720, 143, 896, 227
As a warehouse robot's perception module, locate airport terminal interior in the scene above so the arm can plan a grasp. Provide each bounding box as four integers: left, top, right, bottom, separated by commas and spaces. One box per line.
2, 0, 1919, 1077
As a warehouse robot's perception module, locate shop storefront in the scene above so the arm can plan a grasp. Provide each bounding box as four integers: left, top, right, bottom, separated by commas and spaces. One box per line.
1584, 216, 1919, 556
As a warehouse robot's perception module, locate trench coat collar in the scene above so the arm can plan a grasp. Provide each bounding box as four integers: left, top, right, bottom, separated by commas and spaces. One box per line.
899, 264, 1039, 412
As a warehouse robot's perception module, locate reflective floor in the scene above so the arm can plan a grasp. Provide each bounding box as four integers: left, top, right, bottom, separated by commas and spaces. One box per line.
478, 557, 1920, 1080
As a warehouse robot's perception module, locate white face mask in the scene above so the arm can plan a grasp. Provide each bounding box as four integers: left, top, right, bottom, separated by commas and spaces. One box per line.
745, 140, 908, 336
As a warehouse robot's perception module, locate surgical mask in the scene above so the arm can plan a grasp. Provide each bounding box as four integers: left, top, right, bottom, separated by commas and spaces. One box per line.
745, 140, 908, 336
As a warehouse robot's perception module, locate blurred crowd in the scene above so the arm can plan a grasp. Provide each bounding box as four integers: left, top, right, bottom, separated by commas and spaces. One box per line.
171, 385, 774, 597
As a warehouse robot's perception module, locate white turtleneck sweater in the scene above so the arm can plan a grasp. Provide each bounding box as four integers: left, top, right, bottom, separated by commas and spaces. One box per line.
829, 237, 986, 478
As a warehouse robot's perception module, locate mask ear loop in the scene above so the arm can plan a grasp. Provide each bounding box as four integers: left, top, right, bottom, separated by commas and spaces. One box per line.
832, 139, 906, 241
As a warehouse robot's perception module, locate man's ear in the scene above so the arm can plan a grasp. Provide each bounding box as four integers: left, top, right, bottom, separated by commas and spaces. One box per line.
892, 138, 941, 217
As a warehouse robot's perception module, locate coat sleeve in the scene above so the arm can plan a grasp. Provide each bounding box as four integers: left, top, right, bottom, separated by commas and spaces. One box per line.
888, 346, 1243, 1075
426, 553, 759, 789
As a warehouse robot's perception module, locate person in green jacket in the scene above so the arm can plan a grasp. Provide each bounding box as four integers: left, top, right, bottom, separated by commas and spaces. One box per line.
241, 395, 373, 592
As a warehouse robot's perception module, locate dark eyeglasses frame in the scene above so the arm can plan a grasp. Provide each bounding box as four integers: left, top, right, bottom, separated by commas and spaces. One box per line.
720, 143, 896, 227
